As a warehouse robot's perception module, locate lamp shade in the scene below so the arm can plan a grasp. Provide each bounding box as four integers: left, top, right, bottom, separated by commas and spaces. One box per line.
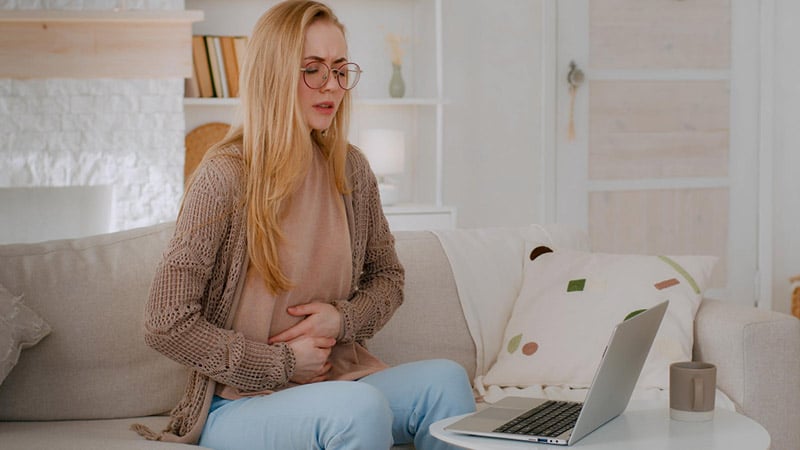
359, 129, 405, 176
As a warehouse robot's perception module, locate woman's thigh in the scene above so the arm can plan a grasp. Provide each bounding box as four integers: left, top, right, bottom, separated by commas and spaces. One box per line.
199, 381, 393, 450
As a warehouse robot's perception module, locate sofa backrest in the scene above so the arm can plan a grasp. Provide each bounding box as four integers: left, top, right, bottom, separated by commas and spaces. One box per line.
0, 224, 477, 421
368, 231, 477, 380
0, 223, 187, 421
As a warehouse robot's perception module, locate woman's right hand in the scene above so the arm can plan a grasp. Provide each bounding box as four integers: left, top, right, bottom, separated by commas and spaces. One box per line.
287, 336, 336, 384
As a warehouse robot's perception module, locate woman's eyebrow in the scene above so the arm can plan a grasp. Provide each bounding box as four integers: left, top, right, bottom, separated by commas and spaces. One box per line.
303, 55, 349, 64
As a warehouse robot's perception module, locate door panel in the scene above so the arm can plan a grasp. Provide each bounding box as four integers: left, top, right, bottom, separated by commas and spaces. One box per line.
589, 80, 730, 180
589, 0, 731, 70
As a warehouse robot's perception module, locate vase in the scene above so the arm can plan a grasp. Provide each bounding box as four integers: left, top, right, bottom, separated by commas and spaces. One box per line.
389, 63, 405, 98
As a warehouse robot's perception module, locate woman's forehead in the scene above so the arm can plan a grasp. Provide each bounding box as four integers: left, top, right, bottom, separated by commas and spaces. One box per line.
303, 20, 347, 60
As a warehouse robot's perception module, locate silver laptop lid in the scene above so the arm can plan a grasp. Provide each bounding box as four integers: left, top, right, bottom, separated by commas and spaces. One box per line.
568, 300, 668, 444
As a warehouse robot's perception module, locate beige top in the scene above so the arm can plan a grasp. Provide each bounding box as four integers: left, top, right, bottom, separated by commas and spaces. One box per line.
215, 146, 386, 400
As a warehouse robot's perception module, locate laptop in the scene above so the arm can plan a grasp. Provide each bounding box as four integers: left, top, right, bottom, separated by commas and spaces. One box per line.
445, 300, 668, 446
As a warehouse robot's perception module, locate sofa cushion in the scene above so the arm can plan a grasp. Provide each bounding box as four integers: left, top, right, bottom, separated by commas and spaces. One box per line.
0, 223, 188, 421
368, 231, 477, 381
484, 246, 716, 390
0, 416, 205, 449
0, 283, 51, 385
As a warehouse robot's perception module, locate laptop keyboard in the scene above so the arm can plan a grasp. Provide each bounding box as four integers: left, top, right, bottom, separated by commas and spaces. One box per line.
493, 400, 583, 438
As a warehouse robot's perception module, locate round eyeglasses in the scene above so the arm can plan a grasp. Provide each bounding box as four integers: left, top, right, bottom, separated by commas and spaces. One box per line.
300, 61, 362, 90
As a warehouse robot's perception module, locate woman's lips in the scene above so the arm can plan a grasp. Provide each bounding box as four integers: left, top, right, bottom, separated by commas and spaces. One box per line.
313, 101, 336, 114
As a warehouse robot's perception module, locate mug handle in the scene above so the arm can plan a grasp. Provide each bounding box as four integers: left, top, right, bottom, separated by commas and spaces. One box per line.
693, 377, 703, 410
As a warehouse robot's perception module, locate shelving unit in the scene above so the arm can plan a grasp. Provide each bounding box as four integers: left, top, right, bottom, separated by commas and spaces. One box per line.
184, 0, 454, 230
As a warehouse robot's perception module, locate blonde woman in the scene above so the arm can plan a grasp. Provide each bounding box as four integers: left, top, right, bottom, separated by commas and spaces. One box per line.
138, 1, 475, 449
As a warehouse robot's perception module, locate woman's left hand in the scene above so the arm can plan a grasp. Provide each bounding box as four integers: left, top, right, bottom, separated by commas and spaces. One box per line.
268, 301, 342, 344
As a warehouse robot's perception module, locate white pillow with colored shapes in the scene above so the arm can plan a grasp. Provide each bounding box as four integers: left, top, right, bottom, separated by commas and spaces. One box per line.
483, 245, 717, 390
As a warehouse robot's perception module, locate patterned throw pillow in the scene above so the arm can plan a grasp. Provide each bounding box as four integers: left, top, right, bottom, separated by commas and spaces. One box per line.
483, 245, 717, 390
0, 284, 51, 385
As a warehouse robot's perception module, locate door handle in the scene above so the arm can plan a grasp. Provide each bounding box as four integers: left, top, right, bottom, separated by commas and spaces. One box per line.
567, 61, 584, 88
567, 61, 584, 140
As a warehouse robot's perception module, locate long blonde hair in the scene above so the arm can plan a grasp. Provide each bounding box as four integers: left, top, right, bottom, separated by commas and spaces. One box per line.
209, 1, 352, 294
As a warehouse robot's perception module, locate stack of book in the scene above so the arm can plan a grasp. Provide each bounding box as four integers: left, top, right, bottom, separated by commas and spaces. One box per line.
186, 35, 248, 98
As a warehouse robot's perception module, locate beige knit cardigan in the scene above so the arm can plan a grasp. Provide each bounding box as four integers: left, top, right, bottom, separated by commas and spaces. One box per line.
136, 142, 405, 443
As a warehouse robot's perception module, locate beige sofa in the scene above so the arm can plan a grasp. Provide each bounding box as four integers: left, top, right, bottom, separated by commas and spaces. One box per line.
1, 222, 799, 450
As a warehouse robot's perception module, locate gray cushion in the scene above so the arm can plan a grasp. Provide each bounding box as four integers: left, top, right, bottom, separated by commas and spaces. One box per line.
0, 223, 187, 421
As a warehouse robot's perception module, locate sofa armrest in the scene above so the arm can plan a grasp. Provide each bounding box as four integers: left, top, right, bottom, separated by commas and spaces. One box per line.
694, 298, 800, 450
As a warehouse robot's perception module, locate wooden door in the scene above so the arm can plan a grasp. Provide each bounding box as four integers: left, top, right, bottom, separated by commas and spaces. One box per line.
553, 0, 761, 305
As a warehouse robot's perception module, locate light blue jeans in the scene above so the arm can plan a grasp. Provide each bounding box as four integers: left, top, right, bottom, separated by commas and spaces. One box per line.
199, 359, 476, 450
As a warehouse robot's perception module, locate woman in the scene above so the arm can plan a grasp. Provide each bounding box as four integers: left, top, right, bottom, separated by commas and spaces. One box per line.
136, 1, 475, 449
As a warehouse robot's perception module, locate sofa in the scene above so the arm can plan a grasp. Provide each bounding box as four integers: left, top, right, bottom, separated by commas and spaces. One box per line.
1, 222, 799, 449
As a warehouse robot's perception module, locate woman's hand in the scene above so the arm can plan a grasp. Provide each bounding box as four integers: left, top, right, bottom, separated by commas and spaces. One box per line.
287, 336, 335, 384
269, 301, 342, 344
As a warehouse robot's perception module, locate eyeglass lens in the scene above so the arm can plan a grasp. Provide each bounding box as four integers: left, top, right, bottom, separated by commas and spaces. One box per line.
303, 62, 360, 90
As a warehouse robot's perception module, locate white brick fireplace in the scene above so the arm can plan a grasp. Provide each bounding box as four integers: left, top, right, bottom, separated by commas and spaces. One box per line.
0, 0, 186, 243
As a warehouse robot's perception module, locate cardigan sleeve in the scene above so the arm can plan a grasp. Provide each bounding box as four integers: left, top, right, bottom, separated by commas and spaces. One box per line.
333, 148, 405, 344
144, 149, 295, 391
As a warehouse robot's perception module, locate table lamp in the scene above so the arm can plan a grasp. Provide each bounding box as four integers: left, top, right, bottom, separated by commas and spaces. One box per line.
359, 128, 405, 205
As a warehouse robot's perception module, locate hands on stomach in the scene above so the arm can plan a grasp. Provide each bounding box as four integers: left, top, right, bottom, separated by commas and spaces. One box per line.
269, 301, 342, 384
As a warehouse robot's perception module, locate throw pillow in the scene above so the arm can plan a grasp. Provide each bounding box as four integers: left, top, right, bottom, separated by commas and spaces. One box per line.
0, 283, 51, 385
482, 245, 717, 390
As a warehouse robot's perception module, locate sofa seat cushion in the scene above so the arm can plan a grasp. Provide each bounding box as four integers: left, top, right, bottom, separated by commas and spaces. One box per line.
0, 416, 206, 450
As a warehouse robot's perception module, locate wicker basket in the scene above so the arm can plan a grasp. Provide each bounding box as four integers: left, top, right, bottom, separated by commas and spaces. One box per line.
184, 122, 231, 186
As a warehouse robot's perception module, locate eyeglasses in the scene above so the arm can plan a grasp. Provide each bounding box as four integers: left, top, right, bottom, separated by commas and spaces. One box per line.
300, 61, 362, 90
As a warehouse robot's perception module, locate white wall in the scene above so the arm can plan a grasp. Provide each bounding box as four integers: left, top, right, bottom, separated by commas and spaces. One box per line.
771, 0, 800, 315
442, 0, 545, 228
0, 0, 185, 236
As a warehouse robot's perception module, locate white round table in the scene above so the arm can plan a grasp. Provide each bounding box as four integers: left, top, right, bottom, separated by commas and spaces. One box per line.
430, 400, 770, 449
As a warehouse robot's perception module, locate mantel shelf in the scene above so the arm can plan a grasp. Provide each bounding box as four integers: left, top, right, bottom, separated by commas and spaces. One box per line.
0, 10, 204, 23
0, 9, 204, 79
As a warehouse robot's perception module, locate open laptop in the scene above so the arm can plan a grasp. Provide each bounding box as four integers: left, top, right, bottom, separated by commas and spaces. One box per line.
445, 300, 668, 446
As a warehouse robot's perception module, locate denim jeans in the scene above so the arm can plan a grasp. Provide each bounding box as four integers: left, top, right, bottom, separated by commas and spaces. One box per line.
198, 359, 476, 450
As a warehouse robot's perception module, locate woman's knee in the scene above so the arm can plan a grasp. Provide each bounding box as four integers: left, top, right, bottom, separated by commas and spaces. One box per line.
324, 382, 393, 448
412, 359, 471, 387
327, 381, 393, 424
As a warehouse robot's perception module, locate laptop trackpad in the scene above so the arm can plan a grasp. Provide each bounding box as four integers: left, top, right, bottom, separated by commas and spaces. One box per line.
447, 406, 526, 434
476, 407, 526, 422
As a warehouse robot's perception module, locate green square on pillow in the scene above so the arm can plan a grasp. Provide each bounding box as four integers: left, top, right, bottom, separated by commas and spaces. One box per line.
567, 279, 586, 292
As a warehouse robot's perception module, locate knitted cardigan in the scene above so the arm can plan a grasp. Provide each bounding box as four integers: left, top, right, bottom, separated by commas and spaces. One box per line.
136, 141, 404, 443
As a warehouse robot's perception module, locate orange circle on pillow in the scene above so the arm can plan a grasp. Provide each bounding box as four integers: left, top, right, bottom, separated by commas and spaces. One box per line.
522, 342, 539, 356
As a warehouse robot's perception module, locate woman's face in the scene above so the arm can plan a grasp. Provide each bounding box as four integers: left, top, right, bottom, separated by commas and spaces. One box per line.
298, 20, 348, 132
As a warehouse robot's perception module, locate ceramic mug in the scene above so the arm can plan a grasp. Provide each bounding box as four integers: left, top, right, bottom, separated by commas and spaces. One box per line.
670, 361, 716, 422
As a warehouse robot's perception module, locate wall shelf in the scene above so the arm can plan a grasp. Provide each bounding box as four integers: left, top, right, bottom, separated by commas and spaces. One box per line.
184, 97, 447, 107
0, 10, 203, 78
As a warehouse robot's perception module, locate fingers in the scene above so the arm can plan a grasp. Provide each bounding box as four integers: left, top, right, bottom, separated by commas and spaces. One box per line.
287, 301, 326, 317
313, 337, 337, 348
269, 324, 307, 344
309, 362, 333, 383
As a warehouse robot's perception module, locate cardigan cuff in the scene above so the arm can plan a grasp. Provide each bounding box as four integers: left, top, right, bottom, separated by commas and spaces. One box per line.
331, 300, 355, 344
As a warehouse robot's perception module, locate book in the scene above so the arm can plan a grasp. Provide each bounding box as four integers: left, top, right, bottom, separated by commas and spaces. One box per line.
233, 36, 248, 82
184, 71, 200, 98
211, 36, 229, 97
203, 36, 224, 97
220, 36, 239, 98
192, 35, 214, 98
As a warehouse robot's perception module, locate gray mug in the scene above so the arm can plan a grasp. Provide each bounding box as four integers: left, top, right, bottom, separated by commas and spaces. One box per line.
670, 361, 716, 422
